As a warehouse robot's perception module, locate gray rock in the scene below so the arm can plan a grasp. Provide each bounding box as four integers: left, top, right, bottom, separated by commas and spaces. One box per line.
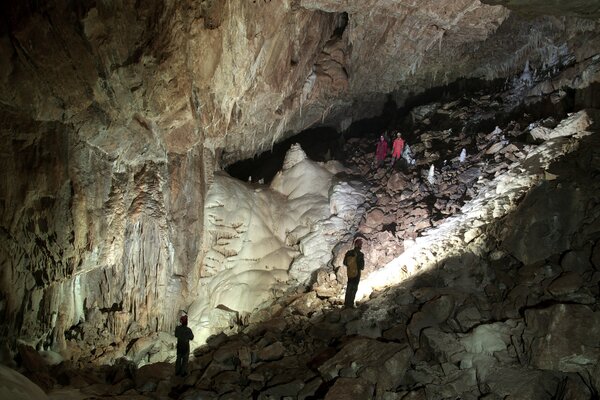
592, 240, 600, 270
405, 362, 443, 386
382, 323, 409, 343
212, 370, 242, 394
133, 362, 171, 389
323, 377, 374, 400
288, 292, 323, 316
259, 379, 304, 399
181, 389, 219, 400
531, 110, 596, 141
424, 368, 477, 399
298, 377, 323, 400
561, 248, 592, 275
213, 341, 244, 365
529, 126, 553, 141
561, 374, 594, 400
344, 319, 382, 338
396, 388, 427, 399
407, 295, 455, 347
359, 345, 413, 390
364, 208, 385, 228
547, 271, 583, 296
484, 367, 561, 400
524, 304, 600, 374
501, 181, 587, 265
257, 341, 285, 362
318, 338, 405, 382
455, 306, 483, 331
458, 167, 481, 184
461, 322, 520, 357
420, 328, 464, 364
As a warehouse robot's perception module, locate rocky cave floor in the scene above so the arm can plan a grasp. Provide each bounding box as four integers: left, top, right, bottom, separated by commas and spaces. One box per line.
13, 88, 600, 400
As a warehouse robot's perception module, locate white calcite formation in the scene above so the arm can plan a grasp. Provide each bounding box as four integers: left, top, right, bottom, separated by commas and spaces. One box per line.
189, 144, 366, 344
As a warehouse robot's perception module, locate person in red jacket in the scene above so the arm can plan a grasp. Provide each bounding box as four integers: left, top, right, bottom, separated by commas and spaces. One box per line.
391, 132, 405, 167
375, 135, 388, 167
175, 314, 194, 376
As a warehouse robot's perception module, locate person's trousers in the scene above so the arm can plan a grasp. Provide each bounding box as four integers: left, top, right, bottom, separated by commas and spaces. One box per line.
175, 351, 189, 376
345, 278, 360, 307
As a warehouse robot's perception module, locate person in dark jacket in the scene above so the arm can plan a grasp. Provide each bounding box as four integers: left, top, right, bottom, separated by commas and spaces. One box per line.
343, 238, 365, 307
175, 314, 194, 376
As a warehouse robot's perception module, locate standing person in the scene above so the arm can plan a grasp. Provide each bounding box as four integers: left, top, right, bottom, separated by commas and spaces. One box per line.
175, 314, 194, 377
375, 135, 388, 167
390, 132, 405, 167
343, 238, 365, 307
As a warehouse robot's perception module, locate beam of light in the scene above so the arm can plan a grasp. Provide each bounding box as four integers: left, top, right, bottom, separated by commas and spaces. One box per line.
356, 118, 593, 302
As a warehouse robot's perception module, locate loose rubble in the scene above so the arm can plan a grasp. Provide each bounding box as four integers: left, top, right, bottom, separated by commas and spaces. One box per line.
4, 91, 600, 400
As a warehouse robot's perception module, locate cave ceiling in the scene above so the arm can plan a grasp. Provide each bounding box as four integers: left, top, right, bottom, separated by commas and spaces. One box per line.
1, 0, 598, 166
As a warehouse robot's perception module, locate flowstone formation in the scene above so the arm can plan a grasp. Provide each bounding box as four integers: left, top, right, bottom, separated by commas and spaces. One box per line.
189, 144, 366, 344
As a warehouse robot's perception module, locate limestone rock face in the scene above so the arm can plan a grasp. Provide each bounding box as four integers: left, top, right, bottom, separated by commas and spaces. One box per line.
1, 0, 600, 367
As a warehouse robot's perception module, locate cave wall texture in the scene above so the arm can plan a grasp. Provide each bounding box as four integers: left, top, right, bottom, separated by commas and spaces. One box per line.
1, 0, 599, 360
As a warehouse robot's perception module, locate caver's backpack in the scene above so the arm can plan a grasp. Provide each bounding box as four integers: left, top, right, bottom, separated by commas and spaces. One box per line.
343, 249, 359, 278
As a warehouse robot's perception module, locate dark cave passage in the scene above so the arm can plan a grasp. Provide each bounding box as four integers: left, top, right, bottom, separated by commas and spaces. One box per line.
225, 126, 342, 184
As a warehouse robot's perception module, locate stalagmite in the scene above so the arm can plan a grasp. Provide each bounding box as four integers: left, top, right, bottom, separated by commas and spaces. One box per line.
520, 60, 533, 86
428, 164, 436, 184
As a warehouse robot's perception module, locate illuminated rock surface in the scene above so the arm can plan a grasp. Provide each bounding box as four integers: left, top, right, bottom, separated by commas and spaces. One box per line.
0, 0, 599, 398
0, 90, 594, 400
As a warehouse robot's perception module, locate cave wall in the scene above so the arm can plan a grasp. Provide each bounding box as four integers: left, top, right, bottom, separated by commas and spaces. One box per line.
1, 0, 600, 360
0, 108, 205, 361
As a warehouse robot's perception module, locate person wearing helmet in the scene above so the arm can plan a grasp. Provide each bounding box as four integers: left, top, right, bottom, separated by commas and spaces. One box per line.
175, 314, 194, 376
342, 238, 365, 307
390, 132, 405, 167
375, 135, 388, 167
